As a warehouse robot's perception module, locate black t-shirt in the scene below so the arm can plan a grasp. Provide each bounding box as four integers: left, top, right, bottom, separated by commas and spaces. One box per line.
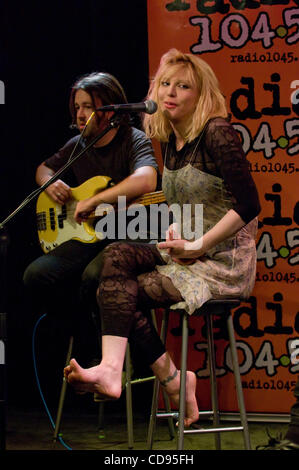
44, 125, 159, 186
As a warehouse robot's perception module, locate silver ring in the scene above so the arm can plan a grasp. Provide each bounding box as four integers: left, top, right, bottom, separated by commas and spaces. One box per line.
57, 193, 61, 197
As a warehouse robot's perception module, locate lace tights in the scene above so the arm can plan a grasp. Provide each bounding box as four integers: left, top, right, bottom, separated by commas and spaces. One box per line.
96, 242, 183, 365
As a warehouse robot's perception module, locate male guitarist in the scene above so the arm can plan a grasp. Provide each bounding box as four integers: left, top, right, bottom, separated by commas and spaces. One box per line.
23, 72, 159, 355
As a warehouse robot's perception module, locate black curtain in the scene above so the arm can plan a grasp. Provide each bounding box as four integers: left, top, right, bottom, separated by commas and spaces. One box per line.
0, 0, 149, 406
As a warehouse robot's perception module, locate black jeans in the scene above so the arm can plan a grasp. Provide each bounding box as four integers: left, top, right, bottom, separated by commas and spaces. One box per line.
23, 239, 113, 364
23, 240, 110, 325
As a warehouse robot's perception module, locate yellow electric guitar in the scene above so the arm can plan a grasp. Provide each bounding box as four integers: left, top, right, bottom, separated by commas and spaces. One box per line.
36, 175, 166, 253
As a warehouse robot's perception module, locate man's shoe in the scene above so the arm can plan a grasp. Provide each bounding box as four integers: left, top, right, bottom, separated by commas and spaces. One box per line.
256, 430, 299, 450
273, 439, 299, 450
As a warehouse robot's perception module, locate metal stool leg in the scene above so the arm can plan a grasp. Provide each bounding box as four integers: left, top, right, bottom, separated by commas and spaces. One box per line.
158, 310, 176, 440
161, 391, 176, 439
97, 402, 105, 437
91, 310, 106, 437
127, 309, 175, 449
147, 376, 160, 449
177, 312, 189, 450
147, 300, 251, 450
53, 335, 74, 442
226, 314, 251, 450
206, 313, 221, 450
125, 345, 134, 449
147, 310, 175, 449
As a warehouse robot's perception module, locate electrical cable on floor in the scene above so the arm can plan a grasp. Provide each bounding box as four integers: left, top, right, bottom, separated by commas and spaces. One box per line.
32, 313, 72, 451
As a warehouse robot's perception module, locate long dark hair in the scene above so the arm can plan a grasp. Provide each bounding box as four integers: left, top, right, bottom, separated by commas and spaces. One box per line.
69, 72, 129, 126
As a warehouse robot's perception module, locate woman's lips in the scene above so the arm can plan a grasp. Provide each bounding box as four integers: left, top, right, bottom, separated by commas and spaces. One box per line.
164, 101, 177, 109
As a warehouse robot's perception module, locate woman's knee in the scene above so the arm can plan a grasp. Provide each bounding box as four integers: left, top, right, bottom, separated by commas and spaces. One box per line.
102, 241, 128, 258
100, 242, 132, 276
81, 260, 103, 303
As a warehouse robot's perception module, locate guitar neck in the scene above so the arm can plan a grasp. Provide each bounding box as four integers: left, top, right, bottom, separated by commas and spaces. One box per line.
132, 190, 165, 205
93, 190, 166, 217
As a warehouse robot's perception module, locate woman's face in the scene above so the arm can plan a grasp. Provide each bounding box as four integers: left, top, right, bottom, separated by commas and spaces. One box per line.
158, 65, 199, 125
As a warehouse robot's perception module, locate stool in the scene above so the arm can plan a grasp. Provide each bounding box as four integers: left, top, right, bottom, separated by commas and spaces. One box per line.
125, 309, 175, 448
147, 299, 251, 451
53, 335, 107, 443
54, 310, 175, 448
52, 336, 136, 447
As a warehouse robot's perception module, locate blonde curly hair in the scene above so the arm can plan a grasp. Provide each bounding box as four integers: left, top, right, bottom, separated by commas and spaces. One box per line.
143, 49, 228, 143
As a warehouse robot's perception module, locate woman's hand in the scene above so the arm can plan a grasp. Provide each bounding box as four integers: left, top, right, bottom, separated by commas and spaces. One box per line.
164, 224, 195, 265
165, 223, 181, 242
157, 238, 204, 265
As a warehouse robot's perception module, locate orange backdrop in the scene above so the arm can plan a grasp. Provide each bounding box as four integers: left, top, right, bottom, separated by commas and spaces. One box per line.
147, 0, 299, 415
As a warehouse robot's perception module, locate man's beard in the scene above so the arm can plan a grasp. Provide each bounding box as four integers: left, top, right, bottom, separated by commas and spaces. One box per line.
85, 113, 111, 139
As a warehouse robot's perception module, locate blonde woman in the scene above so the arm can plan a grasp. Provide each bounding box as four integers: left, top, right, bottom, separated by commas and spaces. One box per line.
65, 49, 260, 427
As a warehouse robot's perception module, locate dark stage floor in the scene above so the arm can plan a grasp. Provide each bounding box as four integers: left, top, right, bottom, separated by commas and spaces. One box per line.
3, 392, 289, 453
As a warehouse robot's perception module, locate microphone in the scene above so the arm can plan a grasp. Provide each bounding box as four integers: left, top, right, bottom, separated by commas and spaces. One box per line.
96, 100, 157, 115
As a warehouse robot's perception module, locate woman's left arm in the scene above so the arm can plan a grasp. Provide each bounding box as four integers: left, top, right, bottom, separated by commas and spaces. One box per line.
158, 119, 261, 261
158, 208, 244, 260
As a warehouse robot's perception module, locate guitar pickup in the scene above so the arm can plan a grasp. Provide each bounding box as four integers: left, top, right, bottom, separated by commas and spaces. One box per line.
49, 207, 56, 231
58, 205, 67, 228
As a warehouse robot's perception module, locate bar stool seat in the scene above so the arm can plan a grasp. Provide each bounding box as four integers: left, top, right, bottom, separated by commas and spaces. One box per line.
147, 299, 252, 450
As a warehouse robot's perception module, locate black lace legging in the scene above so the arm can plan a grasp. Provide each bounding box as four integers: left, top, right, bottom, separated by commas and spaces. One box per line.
96, 242, 183, 366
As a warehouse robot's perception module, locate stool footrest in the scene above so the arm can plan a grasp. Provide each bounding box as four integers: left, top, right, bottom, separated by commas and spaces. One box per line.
184, 425, 244, 435
127, 376, 155, 386
147, 303, 251, 450
157, 411, 179, 419
156, 412, 244, 434
157, 410, 215, 419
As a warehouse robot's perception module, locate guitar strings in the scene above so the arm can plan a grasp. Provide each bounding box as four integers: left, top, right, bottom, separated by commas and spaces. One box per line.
37, 192, 167, 225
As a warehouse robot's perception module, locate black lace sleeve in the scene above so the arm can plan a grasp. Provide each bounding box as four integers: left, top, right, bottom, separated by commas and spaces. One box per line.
204, 118, 261, 224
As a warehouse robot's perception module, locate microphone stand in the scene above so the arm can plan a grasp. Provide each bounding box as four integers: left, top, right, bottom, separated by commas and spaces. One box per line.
0, 113, 122, 450
0, 227, 9, 452
0, 114, 122, 229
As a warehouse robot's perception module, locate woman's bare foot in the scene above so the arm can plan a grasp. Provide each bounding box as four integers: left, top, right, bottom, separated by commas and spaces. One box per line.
164, 370, 199, 427
64, 358, 122, 400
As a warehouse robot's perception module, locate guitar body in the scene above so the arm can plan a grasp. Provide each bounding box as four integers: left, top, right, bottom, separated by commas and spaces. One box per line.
36, 175, 112, 253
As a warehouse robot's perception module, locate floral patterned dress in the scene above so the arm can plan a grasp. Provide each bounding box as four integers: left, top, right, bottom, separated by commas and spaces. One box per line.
156, 118, 259, 315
